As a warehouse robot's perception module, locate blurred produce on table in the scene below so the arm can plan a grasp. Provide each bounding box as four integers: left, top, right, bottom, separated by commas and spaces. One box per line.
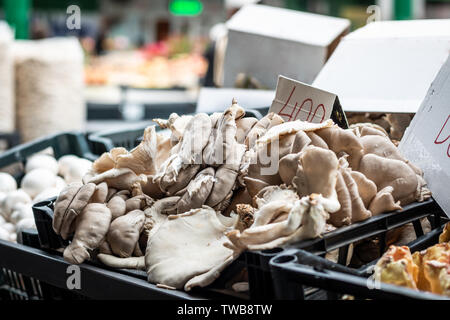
84, 35, 209, 89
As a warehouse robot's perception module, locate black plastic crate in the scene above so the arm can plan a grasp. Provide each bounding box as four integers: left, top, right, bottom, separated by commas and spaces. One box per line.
269, 224, 450, 300
32, 198, 248, 299
88, 123, 156, 155
0, 229, 40, 300
287, 198, 444, 256
0, 234, 209, 300
0, 132, 97, 300
238, 248, 283, 299
32, 197, 446, 300
0, 131, 96, 182
88, 109, 265, 155
0, 228, 88, 300
243, 198, 447, 299
0, 132, 20, 152
31, 198, 246, 300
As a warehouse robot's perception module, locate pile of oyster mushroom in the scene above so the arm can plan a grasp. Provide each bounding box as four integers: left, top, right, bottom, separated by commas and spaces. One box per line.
52, 99, 431, 291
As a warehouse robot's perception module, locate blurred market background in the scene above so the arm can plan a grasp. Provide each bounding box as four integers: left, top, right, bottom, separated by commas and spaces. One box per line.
0, 0, 449, 150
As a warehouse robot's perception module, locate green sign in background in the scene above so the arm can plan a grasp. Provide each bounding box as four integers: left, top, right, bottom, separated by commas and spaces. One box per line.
169, 0, 203, 16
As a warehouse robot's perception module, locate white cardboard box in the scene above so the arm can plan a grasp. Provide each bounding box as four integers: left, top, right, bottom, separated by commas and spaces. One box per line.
223, 4, 350, 89
313, 20, 450, 113
399, 54, 450, 217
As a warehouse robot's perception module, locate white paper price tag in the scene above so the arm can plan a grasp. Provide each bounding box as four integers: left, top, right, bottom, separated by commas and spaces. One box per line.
269, 75, 347, 127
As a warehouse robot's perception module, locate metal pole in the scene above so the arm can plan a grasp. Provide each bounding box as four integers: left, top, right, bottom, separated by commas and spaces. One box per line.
394, 0, 413, 20
3, 0, 30, 39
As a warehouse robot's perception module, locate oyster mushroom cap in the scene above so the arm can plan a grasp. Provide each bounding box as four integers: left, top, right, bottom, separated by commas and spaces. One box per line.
92, 147, 128, 173
115, 126, 166, 175
154, 114, 212, 195
246, 128, 314, 185
424, 259, 450, 296
125, 194, 154, 212
255, 119, 333, 147
360, 134, 423, 176
350, 171, 377, 208
176, 113, 212, 165
89, 182, 108, 204
254, 185, 299, 209
243, 176, 270, 200
141, 175, 165, 199
246, 145, 283, 187
231, 198, 306, 247
142, 196, 180, 241
105, 188, 118, 202
145, 206, 240, 291
247, 129, 301, 186
177, 167, 215, 214
278, 153, 301, 186
107, 209, 145, 258
235, 117, 258, 144
251, 200, 296, 228
53, 182, 82, 233
156, 134, 172, 163
292, 145, 340, 213
203, 100, 244, 167
350, 123, 389, 138
53, 182, 97, 240
329, 171, 352, 227
63, 203, 112, 264
85, 168, 147, 192
157, 163, 201, 196
153, 113, 194, 146
97, 254, 146, 270
305, 131, 329, 149
314, 126, 364, 170
107, 195, 127, 220
340, 166, 372, 223
227, 193, 330, 251
359, 154, 419, 205
289, 130, 312, 154
245, 112, 284, 149
369, 186, 402, 216
205, 166, 239, 209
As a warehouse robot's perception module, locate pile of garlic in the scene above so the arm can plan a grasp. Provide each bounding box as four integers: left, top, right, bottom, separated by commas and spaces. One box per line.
0, 153, 92, 242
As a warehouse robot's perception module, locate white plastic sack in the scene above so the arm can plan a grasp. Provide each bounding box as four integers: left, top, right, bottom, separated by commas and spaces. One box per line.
14, 37, 85, 141
0, 22, 14, 132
